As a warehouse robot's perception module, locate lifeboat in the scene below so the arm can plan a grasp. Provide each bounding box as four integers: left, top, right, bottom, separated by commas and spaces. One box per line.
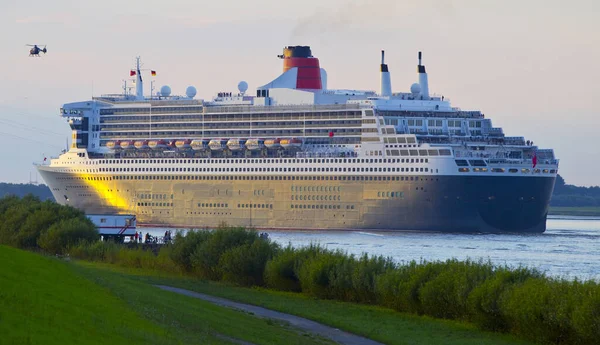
227, 138, 247, 151
191, 139, 210, 151
280, 138, 302, 149
134, 140, 149, 150
175, 139, 192, 150
120, 140, 134, 150
106, 140, 121, 150
208, 139, 228, 151
264, 138, 281, 149
245, 138, 265, 151
148, 139, 168, 150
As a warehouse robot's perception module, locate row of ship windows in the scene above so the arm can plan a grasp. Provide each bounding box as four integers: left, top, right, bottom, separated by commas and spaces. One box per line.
138, 194, 172, 200
91, 174, 431, 182
93, 166, 431, 173
77, 157, 430, 165
291, 204, 345, 210
197, 203, 229, 208
137, 202, 173, 207
292, 186, 341, 192
293, 195, 342, 201
458, 168, 557, 174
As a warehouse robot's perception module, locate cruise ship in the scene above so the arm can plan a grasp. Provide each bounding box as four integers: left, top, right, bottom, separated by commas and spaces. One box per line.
37, 46, 559, 233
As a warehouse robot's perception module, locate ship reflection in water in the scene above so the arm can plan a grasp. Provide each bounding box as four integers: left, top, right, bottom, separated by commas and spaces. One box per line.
142, 217, 600, 280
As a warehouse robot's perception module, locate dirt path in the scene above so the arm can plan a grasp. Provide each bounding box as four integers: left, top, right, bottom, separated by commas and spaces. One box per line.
155, 285, 384, 345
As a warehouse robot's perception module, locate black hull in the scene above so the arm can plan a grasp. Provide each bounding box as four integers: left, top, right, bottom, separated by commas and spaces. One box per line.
361, 176, 556, 233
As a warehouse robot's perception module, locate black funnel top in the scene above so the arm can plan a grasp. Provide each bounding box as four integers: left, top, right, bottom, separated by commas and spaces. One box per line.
280, 46, 313, 59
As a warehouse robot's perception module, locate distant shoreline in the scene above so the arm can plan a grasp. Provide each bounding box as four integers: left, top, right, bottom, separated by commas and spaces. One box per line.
548, 206, 600, 217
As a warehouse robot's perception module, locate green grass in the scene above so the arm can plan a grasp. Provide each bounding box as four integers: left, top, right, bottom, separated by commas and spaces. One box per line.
78, 261, 535, 345
0, 245, 334, 345
548, 206, 600, 216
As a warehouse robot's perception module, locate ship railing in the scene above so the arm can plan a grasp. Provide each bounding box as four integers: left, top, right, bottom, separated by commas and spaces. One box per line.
296, 151, 358, 158
204, 103, 360, 114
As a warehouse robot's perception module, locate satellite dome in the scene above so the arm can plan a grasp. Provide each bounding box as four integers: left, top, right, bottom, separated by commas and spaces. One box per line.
410, 83, 421, 94
186, 86, 197, 98
237, 81, 248, 94
160, 85, 172, 97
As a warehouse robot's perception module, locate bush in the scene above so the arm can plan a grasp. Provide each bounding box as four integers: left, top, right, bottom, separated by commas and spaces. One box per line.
297, 249, 351, 299
419, 259, 494, 319
190, 227, 259, 279
467, 267, 541, 331
38, 217, 98, 254
501, 278, 583, 344
571, 282, 600, 344
219, 239, 278, 286
264, 244, 328, 292
170, 230, 210, 271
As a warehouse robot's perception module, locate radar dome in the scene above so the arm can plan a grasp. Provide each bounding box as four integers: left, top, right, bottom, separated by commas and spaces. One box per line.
410, 83, 421, 94
160, 85, 172, 97
237, 81, 248, 94
186, 86, 197, 98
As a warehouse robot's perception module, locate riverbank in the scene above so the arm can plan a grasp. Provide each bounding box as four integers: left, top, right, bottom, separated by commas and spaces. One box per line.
1, 245, 532, 345
548, 206, 600, 217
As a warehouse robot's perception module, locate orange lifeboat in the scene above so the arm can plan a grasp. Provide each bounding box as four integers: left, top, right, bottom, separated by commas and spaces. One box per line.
264, 138, 281, 149
106, 140, 121, 150
120, 141, 134, 150
175, 139, 192, 150
134, 140, 149, 149
148, 139, 168, 150
280, 138, 302, 149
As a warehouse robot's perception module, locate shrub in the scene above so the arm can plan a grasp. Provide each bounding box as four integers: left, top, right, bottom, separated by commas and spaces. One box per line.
297, 249, 351, 299
219, 238, 278, 286
501, 278, 583, 344
467, 267, 541, 331
350, 253, 395, 304
38, 217, 98, 254
419, 259, 494, 319
571, 281, 600, 344
169, 230, 210, 271
264, 243, 327, 292
190, 227, 259, 279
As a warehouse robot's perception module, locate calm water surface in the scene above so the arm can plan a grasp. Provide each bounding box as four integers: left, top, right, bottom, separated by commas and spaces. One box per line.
144, 216, 600, 280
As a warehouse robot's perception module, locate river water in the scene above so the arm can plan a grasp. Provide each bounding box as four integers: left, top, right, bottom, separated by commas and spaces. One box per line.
143, 216, 600, 281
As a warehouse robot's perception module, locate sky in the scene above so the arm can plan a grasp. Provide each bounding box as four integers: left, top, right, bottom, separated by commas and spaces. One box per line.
0, 0, 598, 186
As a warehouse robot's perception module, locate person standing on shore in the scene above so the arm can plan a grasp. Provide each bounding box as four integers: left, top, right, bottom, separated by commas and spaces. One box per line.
134, 231, 139, 243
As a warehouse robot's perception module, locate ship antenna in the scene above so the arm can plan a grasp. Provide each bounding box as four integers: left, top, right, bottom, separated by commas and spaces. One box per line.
135, 56, 144, 100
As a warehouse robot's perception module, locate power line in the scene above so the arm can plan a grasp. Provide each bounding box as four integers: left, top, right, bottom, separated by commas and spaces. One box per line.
0, 118, 66, 137
0, 131, 64, 150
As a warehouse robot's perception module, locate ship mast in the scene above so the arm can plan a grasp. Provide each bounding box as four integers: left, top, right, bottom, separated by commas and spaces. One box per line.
135, 56, 143, 100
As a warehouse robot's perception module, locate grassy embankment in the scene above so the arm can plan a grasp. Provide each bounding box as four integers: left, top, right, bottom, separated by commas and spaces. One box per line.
0, 245, 335, 345
1, 244, 533, 345
77, 261, 534, 345
548, 206, 600, 217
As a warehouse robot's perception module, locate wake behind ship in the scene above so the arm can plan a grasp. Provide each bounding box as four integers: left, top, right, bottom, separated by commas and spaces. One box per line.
36, 46, 558, 233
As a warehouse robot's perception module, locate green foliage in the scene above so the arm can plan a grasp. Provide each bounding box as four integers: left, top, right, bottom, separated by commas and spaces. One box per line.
264, 244, 328, 292
467, 267, 541, 331
219, 238, 278, 286
169, 229, 210, 271
190, 226, 260, 279
419, 259, 494, 319
0, 195, 94, 253
38, 217, 98, 254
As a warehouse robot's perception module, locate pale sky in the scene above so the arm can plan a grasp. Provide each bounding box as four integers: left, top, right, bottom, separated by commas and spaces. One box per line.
0, 0, 598, 186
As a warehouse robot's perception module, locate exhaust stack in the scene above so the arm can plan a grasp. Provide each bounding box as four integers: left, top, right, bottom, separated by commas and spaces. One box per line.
278, 46, 322, 90
380, 50, 392, 97
417, 51, 429, 100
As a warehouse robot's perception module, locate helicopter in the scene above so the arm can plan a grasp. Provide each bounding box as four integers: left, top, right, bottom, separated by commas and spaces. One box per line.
27, 44, 47, 57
